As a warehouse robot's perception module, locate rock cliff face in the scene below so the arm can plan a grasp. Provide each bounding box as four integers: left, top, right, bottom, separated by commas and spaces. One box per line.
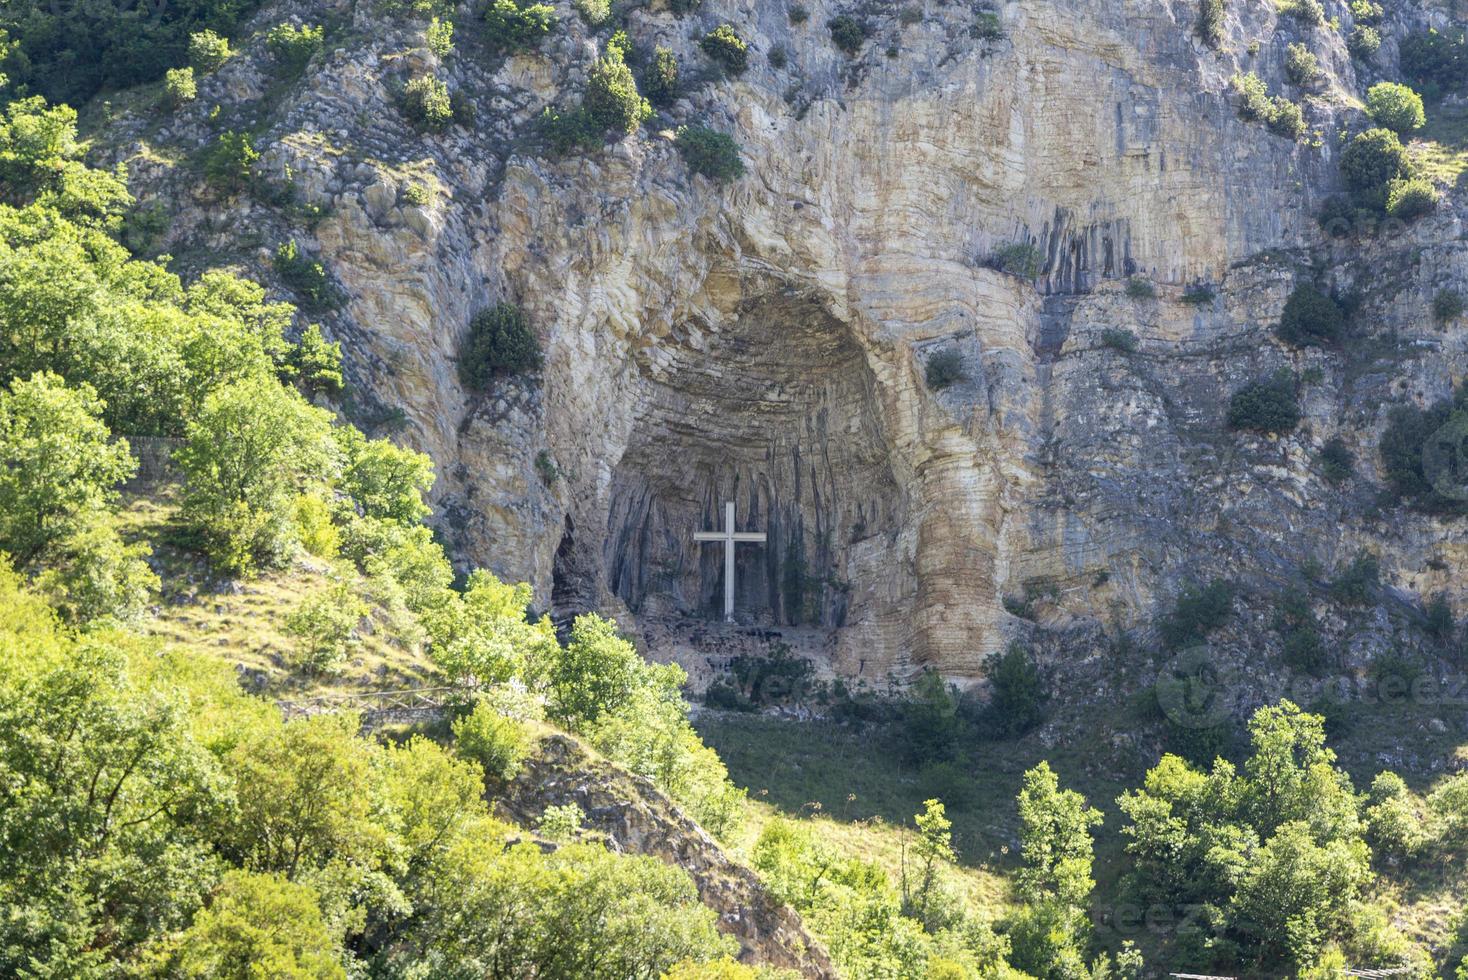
105, 0, 1467, 682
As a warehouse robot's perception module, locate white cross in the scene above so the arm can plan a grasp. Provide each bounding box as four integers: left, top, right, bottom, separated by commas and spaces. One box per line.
693, 502, 767, 623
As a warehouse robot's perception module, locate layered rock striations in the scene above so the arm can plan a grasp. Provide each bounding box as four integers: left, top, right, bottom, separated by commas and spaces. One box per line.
106, 0, 1468, 682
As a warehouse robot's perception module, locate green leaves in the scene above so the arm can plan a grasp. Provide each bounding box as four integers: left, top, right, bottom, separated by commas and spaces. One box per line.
0, 371, 135, 562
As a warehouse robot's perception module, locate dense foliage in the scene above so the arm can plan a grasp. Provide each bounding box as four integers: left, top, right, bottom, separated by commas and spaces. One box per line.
0, 0, 263, 104
1277, 283, 1344, 347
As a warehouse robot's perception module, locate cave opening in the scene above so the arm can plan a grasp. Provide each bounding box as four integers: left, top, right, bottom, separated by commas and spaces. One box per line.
601, 290, 903, 630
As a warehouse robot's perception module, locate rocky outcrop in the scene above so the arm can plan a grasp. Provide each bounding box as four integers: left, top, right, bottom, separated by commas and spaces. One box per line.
497, 733, 836, 975
100, 0, 1468, 684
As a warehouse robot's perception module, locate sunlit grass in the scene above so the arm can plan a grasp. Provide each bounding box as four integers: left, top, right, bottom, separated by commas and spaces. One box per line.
1411, 100, 1468, 190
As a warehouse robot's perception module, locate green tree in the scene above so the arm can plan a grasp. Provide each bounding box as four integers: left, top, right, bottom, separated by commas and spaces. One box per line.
453, 700, 532, 781
176, 374, 338, 573
459, 303, 542, 389
904, 799, 956, 928
34, 514, 158, 625
1228, 370, 1300, 434
585, 38, 651, 135
284, 578, 368, 674
1365, 82, 1426, 135
203, 130, 259, 195
981, 642, 1047, 737
483, 0, 558, 52
642, 46, 680, 107
164, 870, 345, 979
402, 74, 454, 132
334, 426, 434, 526
700, 25, 749, 75
1340, 128, 1409, 208
675, 126, 745, 182
188, 29, 232, 72
1277, 283, 1344, 346
0, 372, 135, 562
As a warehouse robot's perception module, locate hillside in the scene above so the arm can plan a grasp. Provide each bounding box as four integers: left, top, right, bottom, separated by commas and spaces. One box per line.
3, 0, 1468, 976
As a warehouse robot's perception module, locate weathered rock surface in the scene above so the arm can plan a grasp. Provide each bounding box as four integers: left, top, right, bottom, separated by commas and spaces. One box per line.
498, 732, 837, 975
102, 0, 1468, 684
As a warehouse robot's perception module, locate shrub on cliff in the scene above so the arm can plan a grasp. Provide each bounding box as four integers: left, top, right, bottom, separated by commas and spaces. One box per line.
273, 240, 338, 312
585, 40, 652, 135
1400, 27, 1467, 100
978, 643, 1048, 738
460, 304, 542, 389
202, 130, 258, 195
924, 348, 965, 389
539, 106, 601, 156
1276, 283, 1344, 347
1285, 43, 1321, 86
1228, 370, 1300, 434
699, 25, 748, 75
188, 29, 231, 73
1386, 178, 1438, 222
1161, 578, 1234, 648
1348, 25, 1381, 61
1318, 437, 1354, 484
641, 46, 680, 107
402, 74, 454, 132
1366, 82, 1426, 136
483, 0, 558, 52
1435, 290, 1466, 324
990, 241, 1043, 279
828, 15, 867, 55
266, 22, 325, 74
1232, 73, 1305, 140
1341, 128, 1410, 207
1198, 0, 1225, 47
675, 126, 744, 181
164, 67, 196, 107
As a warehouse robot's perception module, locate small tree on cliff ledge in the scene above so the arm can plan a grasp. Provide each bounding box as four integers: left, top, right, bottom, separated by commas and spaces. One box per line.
459, 304, 542, 390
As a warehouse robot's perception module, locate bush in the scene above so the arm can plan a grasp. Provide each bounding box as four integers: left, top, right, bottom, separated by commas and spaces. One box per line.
1365, 773, 1427, 860
642, 47, 680, 106
484, 0, 558, 52
285, 578, 368, 674
902, 670, 960, 763
266, 22, 325, 73
1349, 0, 1381, 23
1318, 437, 1354, 484
1161, 578, 1234, 648
1198, 0, 1225, 47
459, 304, 542, 389
972, 11, 1004, 40
1347, 25, 1381, 61
426, 16, 455, 56
164, 67, 196, 106
402, 74, 454, 132
1125, 276, 1156, 299
1285, 43, 1321, 86
980, 643, 1047, 738
991, 241, 1043, 279
1228, 370, 1300, 434
1366, 82, 1426, 136
828, 15, 866, 55
699, 25, 748, 75
1386, 178, 1438, 222
453, 700, 532, 780
585, 43, 652, 136
574, 0, 610, 25
767, 43, 788, 69
538, 802, 585, 841
788, 4, 809, 24
1266, 97, 1306, 139
1435, 290, 1465, 323
1424, 593, 1454, 641
1101, 328, 1138, 352
1330, 551, 1379, 605
1181, 283, 1215, 304
34, 516, 159, 626
1341, 128, 1410, 202
675, 126, 745, 181
1277, 283, 1344, 347
202, 130, 259, 195
924, 348, 965, 389
1400, 27, 1467, 101
188, 29, 231, 73
273, 240, 337, 312
1232, 73, 1305, 139
1282, 0, 1324, 25
539, 106, 601, 156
